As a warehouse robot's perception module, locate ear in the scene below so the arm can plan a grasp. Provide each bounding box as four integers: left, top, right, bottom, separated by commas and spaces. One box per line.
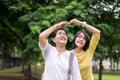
52, 38, 55, 43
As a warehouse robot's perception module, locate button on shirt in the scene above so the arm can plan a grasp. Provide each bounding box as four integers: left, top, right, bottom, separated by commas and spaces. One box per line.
39, 40, 81, 80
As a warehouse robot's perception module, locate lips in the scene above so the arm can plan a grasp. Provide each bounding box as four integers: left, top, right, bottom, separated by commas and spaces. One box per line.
60, 37, 66, 41
77, 41, 83, 45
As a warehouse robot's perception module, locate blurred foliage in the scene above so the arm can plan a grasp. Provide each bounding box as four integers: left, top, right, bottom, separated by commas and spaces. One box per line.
0, 0, 120, 79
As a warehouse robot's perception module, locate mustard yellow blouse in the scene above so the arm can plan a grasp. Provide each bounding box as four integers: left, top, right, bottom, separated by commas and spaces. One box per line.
76, 34, 100, 80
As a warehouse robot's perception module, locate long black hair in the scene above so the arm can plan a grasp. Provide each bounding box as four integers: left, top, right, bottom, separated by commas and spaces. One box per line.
72, 30, 90, 51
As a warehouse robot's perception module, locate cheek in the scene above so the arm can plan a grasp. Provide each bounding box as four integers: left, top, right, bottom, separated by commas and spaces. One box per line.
55, 35, 60, 40
52, 38, 56, 43
52, 36, 59, 42
66, 36, 68, 40
83, 40, 86, 45
75, 39, 78, 45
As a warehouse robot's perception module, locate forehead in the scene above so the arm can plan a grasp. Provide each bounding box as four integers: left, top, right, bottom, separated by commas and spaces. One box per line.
78, 32, 85, 36
57, 30, 66, 33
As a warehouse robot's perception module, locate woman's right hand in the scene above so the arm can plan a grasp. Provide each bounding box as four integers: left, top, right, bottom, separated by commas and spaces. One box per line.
55, 22, 69, 28
69, 19, 83, 26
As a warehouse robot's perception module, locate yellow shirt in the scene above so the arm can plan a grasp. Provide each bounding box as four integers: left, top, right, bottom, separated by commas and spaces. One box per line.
76, 34, 100, 80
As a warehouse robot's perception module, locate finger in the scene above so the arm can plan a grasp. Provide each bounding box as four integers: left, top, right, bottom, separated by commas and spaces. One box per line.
69, 20, 74, 24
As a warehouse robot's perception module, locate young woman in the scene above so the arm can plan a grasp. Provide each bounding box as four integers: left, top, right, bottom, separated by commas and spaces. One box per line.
70, 19, 100, 80
39, 22, 81, 80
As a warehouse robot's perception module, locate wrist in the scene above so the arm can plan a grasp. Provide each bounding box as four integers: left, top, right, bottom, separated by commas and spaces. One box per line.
54, 24, 60, 29
81, 21, 87, 27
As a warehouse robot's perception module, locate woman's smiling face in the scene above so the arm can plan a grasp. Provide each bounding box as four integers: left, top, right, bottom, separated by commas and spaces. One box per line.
52, 30, 68, 45
75, 32, 86, 48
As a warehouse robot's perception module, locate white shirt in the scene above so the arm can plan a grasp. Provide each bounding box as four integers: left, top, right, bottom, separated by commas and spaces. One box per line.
39, 40, 81, 80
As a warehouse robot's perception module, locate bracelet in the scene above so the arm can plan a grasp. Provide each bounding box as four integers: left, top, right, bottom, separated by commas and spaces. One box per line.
82, 21, 86, 27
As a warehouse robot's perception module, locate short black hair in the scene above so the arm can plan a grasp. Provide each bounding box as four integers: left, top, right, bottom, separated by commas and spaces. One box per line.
72, 30, 90, 51
51, 28, 67, 38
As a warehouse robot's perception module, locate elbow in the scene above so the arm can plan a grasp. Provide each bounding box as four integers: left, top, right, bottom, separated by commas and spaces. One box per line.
39, 34, 42, 39
39, 33, 46, 42
95, 29, 101, 35
93, 30, 101, 35
98, 30, 101, 34
39, 33, 44, 40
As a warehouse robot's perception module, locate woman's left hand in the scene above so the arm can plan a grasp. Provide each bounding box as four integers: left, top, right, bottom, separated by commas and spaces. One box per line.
69, 19, 83, 26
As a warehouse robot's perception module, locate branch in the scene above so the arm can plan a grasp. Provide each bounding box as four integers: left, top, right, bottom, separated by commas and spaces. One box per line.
0, 19, 26, 49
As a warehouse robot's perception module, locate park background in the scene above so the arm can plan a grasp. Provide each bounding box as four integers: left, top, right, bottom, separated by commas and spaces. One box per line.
0, 0, 120, 80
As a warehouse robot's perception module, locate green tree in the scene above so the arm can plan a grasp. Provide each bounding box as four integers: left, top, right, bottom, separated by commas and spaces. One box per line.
0, 0, 42, 79
89, 0, 120, 80
0, 0, 120, 80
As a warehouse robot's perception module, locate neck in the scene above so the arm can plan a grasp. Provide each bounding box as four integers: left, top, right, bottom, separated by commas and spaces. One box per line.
74, 48, 83, 54
56, 45, 66, 53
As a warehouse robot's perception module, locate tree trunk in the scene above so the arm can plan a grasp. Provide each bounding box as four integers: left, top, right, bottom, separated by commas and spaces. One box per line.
113, 60, 115, 71
98, 58, 103, 80
110, 58, 113, 72
24, 64, 32, 80
22, 61, 25, 73
108, 45, 113, 73
28, 64, 32, 78
116, 60, 119, 71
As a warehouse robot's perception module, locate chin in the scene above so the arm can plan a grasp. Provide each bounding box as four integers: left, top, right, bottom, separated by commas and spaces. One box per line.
60, 42, 67, 44
77, 45, 83, 48
61, 42, 67, 44
60, 40, 67, 43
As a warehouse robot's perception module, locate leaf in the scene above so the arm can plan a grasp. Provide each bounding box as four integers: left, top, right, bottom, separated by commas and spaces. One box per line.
68, 33, 74, 42
30, 25, 41, 34
41, 20, 51, 27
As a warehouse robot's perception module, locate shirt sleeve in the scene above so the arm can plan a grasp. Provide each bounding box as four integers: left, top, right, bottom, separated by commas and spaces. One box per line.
38, 39, 52, 59
87, 34, 100, 54
71, 55, 82, 80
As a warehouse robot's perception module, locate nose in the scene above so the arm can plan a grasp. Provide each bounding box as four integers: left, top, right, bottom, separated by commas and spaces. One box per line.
61, 33, 66, 36
60, 33, 67, 40
80, 37, 84, 41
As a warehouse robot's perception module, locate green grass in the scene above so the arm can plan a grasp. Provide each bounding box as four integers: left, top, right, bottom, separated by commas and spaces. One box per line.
94, 73, 120, 80
0, 67, 23, 77
0, 63, 120, 80
0, 63, 44, 79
